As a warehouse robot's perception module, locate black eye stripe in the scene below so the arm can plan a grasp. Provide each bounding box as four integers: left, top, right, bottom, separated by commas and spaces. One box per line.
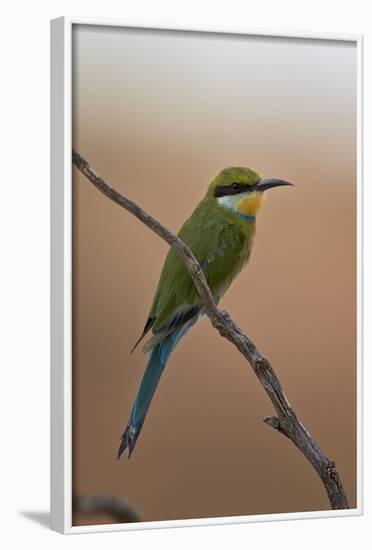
214, 183, 254, 198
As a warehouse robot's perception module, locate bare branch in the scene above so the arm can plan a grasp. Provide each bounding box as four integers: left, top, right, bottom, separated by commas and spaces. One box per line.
72, 148, 349, 510
73, 493, 142, 523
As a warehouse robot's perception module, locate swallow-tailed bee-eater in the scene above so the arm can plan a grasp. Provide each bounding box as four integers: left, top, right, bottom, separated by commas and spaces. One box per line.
117, 167, 293, 459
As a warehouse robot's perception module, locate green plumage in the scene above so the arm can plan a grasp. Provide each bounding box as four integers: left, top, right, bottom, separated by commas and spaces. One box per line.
118, 167, 293, 458
148, 192, 255, 335
130, 167, 262, 352
145, 167, 259, 350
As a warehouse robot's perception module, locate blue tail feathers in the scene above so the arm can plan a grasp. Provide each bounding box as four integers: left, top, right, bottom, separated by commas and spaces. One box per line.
117, 328, 184, 459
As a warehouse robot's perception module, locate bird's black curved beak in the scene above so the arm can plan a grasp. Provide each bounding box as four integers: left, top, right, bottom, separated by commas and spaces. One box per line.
255, 178, 294, 192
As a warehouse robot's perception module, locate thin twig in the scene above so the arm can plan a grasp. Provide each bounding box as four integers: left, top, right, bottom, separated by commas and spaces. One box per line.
72, 148, 349, 510
73, 493, 142, 523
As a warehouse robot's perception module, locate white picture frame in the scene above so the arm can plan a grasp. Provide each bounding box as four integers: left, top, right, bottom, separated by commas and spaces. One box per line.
51, 16, 363, 534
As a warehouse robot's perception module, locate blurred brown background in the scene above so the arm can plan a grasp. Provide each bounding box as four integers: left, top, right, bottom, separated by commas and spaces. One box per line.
71, 26, 357, 524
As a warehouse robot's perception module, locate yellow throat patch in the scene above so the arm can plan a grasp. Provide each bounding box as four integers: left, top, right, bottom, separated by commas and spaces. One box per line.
237, 191, 264, 217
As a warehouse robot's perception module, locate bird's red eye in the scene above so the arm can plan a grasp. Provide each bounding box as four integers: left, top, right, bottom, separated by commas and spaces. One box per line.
232, 183, 241, 191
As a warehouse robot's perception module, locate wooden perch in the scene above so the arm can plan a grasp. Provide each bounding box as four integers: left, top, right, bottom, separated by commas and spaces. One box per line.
72, 148, 349, 510
73, 493, 141, 523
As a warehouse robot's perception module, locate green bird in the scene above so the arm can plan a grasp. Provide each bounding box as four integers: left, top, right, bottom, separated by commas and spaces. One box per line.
118, 167, 293, 459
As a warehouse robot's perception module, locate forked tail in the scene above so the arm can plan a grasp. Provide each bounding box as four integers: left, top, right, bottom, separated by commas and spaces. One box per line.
117, 328, 182, 459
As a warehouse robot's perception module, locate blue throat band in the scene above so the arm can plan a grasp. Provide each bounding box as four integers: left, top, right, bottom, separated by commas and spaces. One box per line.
221, 204, 256, 222
238, 212, 256, 222
228, 208, 255, 222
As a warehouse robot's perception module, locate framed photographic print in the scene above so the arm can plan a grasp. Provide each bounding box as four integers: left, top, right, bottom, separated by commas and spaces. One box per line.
51, 17, 363, 534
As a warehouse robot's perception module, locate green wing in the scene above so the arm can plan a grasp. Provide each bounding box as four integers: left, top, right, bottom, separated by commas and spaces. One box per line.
147, 199, 254, 333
